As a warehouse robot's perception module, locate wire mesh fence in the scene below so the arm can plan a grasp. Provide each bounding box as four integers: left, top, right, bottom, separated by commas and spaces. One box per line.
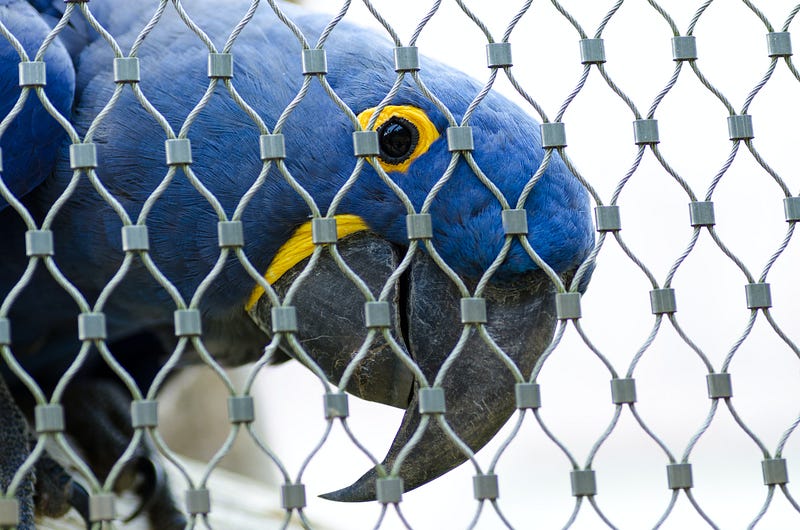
1, 0, 799, 528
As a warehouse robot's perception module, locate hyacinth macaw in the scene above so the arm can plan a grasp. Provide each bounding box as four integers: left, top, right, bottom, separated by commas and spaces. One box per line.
0, 0, 594, 527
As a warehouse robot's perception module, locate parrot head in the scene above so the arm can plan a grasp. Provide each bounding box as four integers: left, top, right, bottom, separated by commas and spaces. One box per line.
233, 12, 594, 501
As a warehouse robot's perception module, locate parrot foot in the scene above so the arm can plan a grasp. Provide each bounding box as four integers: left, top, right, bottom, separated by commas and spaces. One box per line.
61, 379, 186, 528
0, 374, 183, 529
32, 452, 86, 521
0, 376, 87, 528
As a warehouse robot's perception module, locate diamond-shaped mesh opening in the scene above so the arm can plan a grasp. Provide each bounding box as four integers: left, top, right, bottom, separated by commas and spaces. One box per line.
1, 1, 798, 529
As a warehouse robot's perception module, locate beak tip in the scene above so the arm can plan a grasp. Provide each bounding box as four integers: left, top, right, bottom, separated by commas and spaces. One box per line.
319, 467, 381, 502
317, 490, 346, 502
319, 480, 376, 503
317, 491, 341, 502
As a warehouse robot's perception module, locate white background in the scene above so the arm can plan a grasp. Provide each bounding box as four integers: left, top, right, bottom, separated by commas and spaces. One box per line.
247, 1, 800, 528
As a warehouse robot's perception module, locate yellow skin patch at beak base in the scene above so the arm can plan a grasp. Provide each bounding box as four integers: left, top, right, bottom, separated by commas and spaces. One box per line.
245, 214, 369, 311
357, 105, 440, 173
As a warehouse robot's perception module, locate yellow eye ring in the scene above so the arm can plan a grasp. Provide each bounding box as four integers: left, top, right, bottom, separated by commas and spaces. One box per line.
357, 105, 440, 173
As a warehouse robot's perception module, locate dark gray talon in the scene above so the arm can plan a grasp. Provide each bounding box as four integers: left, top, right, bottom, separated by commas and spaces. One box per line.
122, 456, 160, 522
123, 456, 186, 529
67, 481, 90, 530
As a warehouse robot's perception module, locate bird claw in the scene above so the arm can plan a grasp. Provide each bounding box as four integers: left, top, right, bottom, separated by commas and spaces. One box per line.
67, 481, 90, 530
63, 454, 184, 529
125, 456, 186, 529
122, 456, 160, 523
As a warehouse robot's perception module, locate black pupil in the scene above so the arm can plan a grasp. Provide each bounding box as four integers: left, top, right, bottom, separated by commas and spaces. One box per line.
378, 117, 418, 163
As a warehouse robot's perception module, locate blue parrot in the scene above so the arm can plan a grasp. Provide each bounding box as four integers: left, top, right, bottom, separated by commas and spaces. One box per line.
0, 0, 594, 527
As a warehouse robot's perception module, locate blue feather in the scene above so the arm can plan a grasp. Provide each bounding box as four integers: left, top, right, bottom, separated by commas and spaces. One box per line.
0, 0, 74, 211
1, 0, 593, 380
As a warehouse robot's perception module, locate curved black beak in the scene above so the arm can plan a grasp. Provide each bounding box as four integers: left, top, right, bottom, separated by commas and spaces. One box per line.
247, 232, 557, 501
248, 231, 415, 408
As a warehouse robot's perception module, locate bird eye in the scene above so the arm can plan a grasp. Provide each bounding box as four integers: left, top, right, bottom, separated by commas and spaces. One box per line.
377, 117, 419, 164
356, 105, 440, 173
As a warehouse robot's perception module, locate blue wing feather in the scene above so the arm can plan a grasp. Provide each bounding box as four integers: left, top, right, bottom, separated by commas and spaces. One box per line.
0, 0, 74, 211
